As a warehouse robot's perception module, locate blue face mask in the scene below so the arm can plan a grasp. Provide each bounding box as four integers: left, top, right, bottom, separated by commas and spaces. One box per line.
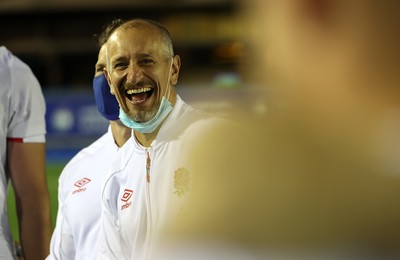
119, 59, 174, 133
93, 74, 120, 121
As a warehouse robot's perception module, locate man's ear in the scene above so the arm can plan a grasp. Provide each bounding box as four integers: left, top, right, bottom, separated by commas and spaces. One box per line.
170, 55, 181, 86
103, 69, 115, 95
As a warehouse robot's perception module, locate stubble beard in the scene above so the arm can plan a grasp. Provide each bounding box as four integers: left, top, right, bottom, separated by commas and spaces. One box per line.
126, 100, 160, 123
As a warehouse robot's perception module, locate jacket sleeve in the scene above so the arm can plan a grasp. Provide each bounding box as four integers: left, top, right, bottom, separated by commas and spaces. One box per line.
46, 173, 76, 259
7, 50, 46, 141
96, 175, 124, 259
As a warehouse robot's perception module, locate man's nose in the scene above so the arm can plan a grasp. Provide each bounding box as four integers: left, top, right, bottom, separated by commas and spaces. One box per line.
126, 62, 143, 83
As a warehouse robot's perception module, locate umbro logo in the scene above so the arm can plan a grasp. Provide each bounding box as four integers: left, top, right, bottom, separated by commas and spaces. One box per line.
121, 189, 133, 210
72, 178, 91, 194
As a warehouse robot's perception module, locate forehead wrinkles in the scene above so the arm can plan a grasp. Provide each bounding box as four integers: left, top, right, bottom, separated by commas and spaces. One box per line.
109, 26, 168, 60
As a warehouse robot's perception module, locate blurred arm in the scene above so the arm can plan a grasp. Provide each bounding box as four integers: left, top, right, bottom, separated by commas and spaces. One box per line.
7, 142, 52, 260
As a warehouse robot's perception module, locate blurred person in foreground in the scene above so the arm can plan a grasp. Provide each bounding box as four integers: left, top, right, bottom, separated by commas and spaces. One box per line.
152, 0, 400, 259
96, 18, 226, 259
0, 46, 52, 260
46, 19, 132, 259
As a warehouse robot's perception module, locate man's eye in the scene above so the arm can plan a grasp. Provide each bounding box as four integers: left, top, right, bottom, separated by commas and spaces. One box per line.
114, 62, 127, 69
96, 67, 105, 73
141, 59, 154, 65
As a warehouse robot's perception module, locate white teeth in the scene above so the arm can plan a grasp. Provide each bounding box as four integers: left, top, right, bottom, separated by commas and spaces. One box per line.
126, 87, 151, 95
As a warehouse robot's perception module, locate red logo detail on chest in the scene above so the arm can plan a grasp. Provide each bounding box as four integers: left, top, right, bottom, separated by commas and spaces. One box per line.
72, 178, 91, 194
121, 189, 134, 210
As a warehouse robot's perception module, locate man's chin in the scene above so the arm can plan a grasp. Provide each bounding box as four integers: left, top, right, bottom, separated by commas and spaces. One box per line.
128, 109, 157, 123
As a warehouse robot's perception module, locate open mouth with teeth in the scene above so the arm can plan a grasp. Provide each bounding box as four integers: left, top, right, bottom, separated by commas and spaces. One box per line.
125, 87, 155, 104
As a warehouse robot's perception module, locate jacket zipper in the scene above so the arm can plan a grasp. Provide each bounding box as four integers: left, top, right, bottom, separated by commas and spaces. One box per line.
144, 149, 153, 256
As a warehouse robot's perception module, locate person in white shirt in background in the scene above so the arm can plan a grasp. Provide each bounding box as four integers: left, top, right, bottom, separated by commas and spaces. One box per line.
47, 19, 131, 260
0, 46, 52, 260
96, 18, 226, 259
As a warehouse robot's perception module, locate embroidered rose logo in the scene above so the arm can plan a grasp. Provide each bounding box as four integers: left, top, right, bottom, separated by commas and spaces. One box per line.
174, 167, 190, 197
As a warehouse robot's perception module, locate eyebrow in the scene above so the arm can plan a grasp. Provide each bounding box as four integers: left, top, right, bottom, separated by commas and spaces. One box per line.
95, 62, 105, 70
96, 61, 106, 67
111, 53, 155, 62
110, 56, 127, 64
137, 53, 154, 59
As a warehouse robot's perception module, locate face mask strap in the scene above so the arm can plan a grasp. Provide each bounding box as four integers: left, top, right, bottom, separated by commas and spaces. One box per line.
165, 58, 174, 101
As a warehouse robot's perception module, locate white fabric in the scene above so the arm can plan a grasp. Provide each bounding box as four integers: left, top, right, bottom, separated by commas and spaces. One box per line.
150, 241, 263, 260
47, 127, 120, 260
97, 96, 221, 259
0, 46, 46, 260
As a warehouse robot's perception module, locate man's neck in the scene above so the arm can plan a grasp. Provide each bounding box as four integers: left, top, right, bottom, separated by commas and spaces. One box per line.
134, 127, 161, 148
110, 121, 132, 148
134, 94, 178, 147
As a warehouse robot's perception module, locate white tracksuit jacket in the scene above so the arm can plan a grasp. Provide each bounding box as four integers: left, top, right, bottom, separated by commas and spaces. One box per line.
97, 96, 220, 259
47, 127, 120, 260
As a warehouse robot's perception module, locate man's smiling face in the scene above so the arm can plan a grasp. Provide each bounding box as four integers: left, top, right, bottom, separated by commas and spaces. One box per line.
105, 24, 179, 123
